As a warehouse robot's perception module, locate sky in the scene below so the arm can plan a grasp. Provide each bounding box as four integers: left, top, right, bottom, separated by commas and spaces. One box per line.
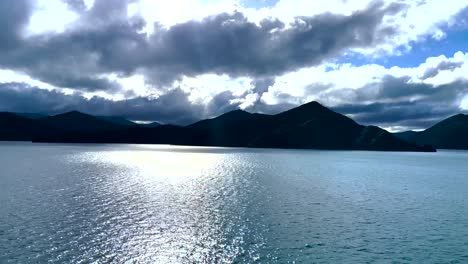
0, 0, 467, 131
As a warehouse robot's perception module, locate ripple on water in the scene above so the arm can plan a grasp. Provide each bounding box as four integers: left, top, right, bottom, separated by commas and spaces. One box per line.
0, 145, 467, 263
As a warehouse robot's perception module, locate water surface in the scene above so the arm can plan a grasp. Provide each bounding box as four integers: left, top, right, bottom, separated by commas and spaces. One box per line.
0, 142, 467, 263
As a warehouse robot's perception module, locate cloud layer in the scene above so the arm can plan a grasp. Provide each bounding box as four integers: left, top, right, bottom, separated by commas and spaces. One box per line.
0, 0, 467, 130
1, 0, 405, 89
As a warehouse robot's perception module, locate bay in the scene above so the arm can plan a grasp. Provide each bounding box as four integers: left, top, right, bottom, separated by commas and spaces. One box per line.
0, 142, 467, 263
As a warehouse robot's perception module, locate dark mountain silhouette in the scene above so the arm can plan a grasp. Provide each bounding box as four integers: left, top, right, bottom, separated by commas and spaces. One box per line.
187, 110, 274, 147
95, 116, 138, 126
14, 113, 49, 119
394, 131, 418, 142
0, 113, 54, 141
183, 102, 433, 151
0, 102, 435, 152
396, 114, 468, 149
38, 111, 120, 133
140, 121, 161, 127
250, 102, 362, 149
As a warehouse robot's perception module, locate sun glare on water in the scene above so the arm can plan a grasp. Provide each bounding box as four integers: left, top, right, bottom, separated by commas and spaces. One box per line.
67, 146, 250, 262
99, 147, 220, 182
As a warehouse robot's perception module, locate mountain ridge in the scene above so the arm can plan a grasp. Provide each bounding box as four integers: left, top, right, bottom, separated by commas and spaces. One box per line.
395, 113, 468, 149
0, 102, 437, 152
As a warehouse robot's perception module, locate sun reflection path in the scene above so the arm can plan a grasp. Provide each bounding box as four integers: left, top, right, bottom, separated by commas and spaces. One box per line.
102, 147, 220, 181
74, 145, 262, 263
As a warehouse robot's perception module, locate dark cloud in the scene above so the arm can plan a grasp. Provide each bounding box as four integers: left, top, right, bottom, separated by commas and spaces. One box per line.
85, 0, 139, 25
205, 91, 242, 117
0, 0, 145, 92
0, 0, 404, 91
1, 75, 467, 129
240, 75, 468, 130
251, 78, 275, 94
245, 100, 296, 115
62, 0, 87, 13
333, 101, 459, 129
452, 6, 468, 28
0, 0, 33, 49
143, 1, 404, 85
0, 21, 146, 92
421, 61, 464, 80
327, 76, 468, 129
0, 82, 230, 125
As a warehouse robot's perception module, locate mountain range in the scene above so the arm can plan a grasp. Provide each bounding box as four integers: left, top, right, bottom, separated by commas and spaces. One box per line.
394, 114, 468, 150
0, 101, 447, 152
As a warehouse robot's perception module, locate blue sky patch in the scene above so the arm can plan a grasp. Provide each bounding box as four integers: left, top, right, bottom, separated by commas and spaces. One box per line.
336, 28, 468, 68
241, 0, 279, 9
